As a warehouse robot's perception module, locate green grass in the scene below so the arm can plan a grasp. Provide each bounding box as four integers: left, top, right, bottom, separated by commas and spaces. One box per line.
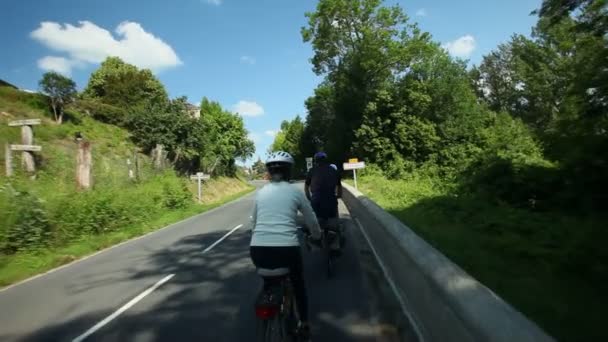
0, 186, 254, 287
352, 175, 607, 342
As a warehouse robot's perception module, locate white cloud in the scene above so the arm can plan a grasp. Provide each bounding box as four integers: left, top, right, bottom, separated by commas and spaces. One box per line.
265, 130, 277, 137
233, 100, 264, 117
415, 8, 427, 17
204, 0, 222, 4
443, 35, 476, 58
37, 56, 75, 75
240, 55, 256, 65
30, 21, 182, 74
248, 132, 261, 143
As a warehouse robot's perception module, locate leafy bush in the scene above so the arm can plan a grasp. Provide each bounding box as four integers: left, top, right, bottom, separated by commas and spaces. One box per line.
161, 176, 191, 209
72, 99, 129, 125
55, 190, 135, 238
463, 156, 561, 210
53, 171, 192, 241
0, 185, 52, 253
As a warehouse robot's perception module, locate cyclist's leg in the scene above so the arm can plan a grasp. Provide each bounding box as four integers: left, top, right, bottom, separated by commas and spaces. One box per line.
285, 246, 308, 322
251, 246, 286, 288
251, 245, 309, 322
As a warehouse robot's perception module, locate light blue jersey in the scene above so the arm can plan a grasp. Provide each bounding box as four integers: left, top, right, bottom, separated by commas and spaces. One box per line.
251, 181, 321, 247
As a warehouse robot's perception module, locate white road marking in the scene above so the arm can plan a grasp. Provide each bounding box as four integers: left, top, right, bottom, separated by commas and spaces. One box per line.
70, 223, 245, 341
71, 274, 175, 342
203, 224, 244, 253
354, 218, 425, 341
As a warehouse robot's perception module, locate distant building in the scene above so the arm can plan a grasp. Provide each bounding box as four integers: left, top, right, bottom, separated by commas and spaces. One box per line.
0, 79, 18, 89
186, 103, 200, 119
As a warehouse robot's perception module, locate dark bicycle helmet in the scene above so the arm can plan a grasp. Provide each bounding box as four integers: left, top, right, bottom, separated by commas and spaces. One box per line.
314, 151, 327, 161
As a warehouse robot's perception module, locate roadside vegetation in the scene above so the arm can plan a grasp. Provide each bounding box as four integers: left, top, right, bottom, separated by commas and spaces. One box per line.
270, 0, 607, 340
0, 58, 255, 286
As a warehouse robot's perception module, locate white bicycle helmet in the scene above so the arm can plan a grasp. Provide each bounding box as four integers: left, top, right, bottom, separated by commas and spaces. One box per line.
265, 151, 295, 166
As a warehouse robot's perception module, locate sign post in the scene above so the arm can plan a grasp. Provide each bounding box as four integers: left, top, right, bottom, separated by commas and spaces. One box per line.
190, 172, 211, 203
305, 157, 313, 172
343, 158, 365, 190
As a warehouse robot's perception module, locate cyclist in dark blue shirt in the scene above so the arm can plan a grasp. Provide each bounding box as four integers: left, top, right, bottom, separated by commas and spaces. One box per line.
304, 152, 342, 223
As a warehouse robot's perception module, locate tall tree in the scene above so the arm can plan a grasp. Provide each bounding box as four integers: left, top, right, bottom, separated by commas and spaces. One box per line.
270, 116, 306, 170
38, 72, 77, 124
301, 0, 434, 161
83, 57, 169, 113
199, 98, 255, 175
252, 157, 266, 177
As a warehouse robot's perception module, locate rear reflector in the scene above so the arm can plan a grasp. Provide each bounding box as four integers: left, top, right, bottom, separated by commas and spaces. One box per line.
255, 305, 280, 319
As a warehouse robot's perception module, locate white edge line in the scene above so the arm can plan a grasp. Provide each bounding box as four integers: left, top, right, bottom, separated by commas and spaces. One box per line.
0, 192, 255, 293
203, 224, 243, 253
354, 217, 425, 341
71, 273, 175, 342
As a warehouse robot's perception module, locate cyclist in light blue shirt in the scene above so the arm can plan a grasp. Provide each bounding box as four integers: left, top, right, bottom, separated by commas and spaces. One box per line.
250, 151, 321, 335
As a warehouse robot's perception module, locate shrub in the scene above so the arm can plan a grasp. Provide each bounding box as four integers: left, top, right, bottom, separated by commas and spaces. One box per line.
1, 185, 53, 253
160, 175, 191, 209
55, 190, 135, 238
72, 99, 129, 125
463, 156, 561, 210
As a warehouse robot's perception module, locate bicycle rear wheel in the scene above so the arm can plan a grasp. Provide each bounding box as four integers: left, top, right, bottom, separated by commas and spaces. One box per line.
256, 316, 286, 342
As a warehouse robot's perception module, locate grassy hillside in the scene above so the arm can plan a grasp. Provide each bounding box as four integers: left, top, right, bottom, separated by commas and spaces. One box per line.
352, 174, 606, 342
0, 86, 253, 286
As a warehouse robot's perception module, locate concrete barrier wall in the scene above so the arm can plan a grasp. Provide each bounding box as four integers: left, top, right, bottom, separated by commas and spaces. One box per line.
341, 182, 554, 342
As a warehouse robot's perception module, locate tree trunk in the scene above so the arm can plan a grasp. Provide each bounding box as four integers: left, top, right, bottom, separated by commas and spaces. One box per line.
208, 157, 221, 175
172, 148, 181, 165
57, 106, 63, 125
51, 101, 59, 123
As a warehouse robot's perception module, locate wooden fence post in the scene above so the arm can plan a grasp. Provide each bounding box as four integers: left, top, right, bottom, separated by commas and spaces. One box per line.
134, 151, 140, 181
127, 158, 134, 180
76, 141, 92, 190
4, 144, 12, 177
154, 144, 164, 170
8, 119, 41, 177
20, 124, 35, 173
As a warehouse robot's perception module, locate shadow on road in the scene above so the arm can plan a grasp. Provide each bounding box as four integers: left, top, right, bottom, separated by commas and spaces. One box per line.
11, 220, 385, 341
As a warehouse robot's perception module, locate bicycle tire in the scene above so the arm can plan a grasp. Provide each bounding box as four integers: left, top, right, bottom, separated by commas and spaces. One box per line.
268, 316, 286, 342
327, 249, 333, 278
255, 319, 269, 342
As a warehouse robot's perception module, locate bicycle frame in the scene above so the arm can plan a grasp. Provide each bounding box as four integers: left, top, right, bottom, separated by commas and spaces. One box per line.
255, 274, 300, 341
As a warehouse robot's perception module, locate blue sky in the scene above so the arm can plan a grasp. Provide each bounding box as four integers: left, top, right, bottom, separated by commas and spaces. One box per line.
0, 0, 541, 164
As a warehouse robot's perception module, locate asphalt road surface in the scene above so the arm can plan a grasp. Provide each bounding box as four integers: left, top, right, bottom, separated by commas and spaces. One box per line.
0, 182, 408, 342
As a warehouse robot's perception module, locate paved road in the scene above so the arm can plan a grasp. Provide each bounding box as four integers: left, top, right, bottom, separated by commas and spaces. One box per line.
0, 182, 405, 341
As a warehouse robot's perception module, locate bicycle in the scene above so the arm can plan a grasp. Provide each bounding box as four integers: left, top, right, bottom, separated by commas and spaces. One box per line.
254, 267, 304, 342
304, 219, 342, 279
321, 219, 342, 278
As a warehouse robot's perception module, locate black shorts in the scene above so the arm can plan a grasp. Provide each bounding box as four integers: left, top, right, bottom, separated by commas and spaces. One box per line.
311, 195, 338, 220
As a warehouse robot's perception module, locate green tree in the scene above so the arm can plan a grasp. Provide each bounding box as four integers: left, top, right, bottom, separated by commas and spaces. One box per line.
270, 116, 306, 169
301, 0, 434, 161
199, 98, 255, 175
38, 72, 77, 124
83, 57, 168, 114
252, 157, 266, 178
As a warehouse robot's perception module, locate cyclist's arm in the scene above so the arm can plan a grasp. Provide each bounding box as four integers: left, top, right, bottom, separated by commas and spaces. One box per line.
335, 169, 343, 198
304, 170, 312, 201
251, 201, 257, 228
297, 191, 321, 239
